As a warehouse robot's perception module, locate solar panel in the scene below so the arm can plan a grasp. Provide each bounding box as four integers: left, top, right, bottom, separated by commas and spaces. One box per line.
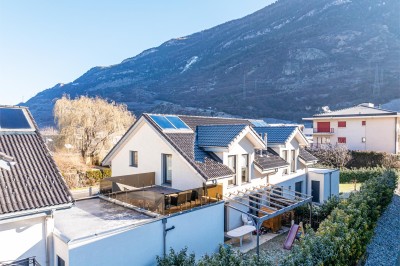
149, 115, 175, 129
165, 116, 190, 129
0, 108, 31, 129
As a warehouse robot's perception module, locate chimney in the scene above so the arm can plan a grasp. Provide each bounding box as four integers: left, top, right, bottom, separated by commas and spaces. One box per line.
263, 133, 268, 147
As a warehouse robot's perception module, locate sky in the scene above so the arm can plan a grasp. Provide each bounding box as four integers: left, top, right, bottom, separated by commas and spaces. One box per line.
0, 0, 275, 105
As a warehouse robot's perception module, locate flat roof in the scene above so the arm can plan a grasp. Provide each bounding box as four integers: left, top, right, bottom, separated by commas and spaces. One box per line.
55, 198, 154, 242
309, 168, 338, 174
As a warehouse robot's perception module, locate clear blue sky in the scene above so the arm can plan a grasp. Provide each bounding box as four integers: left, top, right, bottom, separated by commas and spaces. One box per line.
0, 1, 274, 105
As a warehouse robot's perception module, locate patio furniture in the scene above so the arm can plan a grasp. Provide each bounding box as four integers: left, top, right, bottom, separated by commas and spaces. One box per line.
226, 225, 256, 247
189, 190, 199, 206
171, 191, 192, 210
241, 214, 254, 226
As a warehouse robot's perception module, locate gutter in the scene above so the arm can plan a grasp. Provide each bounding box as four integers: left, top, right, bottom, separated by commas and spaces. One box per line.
0, 203, 73, 223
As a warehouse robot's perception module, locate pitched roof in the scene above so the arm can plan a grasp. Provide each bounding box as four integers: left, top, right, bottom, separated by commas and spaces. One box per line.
197, 124, 247, 147
254, 148, 289, 172
0, 106, 73, 216
299, 148, 318, 163
177, 115, 251, 130
253, 126, 298, 144
312, 105, 398, 118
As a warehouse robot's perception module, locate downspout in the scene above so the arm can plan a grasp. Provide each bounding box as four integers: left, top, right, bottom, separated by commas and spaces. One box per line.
45, 210, 54, 266
162, 218, 175, 258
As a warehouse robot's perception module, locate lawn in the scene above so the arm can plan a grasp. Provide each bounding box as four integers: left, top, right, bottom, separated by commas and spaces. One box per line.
339, 183, 361, 193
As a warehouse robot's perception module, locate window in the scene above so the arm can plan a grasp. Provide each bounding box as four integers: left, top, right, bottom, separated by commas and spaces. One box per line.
362, 121, 366, 126
291, 150, 296, 173
241, 154, 249, 183
283, 150, 289, 175
362, 137, 366, 143
227, 155, 236, 186
338, 137, 346, 144
129, 151, 138, 167
57, 256, 65, 266
162, 154, 172, 184
338, 121, 346, 127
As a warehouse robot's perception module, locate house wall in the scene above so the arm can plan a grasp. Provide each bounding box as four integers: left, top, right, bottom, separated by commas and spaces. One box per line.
54, 234, 69, 266
307, 170, 339, 203
60, 203, 224, 266
0, 216, 47, 265
110, 121, 203, 190
312, 117, 397, 153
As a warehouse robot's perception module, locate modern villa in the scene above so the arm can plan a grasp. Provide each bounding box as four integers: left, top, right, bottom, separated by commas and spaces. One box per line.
303, 103, 400, 154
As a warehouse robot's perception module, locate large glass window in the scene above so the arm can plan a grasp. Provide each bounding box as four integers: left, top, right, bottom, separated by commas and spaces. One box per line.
241, 154, 249, 183
162, 154, 172, 184
227, 155, 236, 186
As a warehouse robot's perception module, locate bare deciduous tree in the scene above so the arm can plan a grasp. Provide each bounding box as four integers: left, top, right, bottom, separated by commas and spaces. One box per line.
54, 95, 135, 164
308, 144, 351, 168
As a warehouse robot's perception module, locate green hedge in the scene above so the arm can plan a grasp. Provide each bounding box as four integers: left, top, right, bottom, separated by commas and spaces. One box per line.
282, 170, 398, 266
85, 168, 112, 183
340, 167, 387, 183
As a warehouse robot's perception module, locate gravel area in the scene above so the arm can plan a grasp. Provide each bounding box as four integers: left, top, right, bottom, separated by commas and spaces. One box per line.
246, 232, 290, 262
365, 186, 400, 266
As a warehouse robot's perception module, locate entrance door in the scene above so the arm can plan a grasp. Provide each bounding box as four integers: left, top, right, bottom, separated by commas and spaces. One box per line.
295, 181, 302, 197
311, 181, 320, 203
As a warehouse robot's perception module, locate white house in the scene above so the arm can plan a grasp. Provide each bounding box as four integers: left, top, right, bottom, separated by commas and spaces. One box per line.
303, 103, 400, 154
0, 106, 73, 266
102, 114, 338, 205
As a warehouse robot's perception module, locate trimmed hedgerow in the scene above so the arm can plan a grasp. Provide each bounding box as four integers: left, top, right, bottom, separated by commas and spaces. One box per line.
282, 169, 398, 266
339, 167, 386, 183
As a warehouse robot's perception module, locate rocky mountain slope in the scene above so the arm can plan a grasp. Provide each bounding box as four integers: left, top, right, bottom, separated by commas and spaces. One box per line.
23, 0, 400, 127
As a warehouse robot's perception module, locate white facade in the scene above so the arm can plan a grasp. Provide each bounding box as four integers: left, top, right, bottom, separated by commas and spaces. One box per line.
305, 108, 400, 154
54, 202, 224, 266
308, 168, 340, 203
108, 118, 204, 191
0, 214, 54, 266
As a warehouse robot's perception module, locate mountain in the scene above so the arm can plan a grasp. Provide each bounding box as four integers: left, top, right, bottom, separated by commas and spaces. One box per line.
23, 0, 400, 127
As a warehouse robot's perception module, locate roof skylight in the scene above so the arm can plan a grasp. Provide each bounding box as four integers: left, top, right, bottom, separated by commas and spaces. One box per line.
149, 115, 191, 131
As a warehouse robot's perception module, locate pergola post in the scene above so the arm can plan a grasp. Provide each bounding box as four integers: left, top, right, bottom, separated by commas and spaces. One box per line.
256, 219, 261, 259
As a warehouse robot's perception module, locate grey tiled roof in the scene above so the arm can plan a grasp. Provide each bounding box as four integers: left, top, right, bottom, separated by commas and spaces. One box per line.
197, 124, 247, 147
178, 115, 251, 130
0, 107, 73, 215
313, 105, 398, 117
143, 114, 236, 180
299, 148, 318, 162
254, 148, 289, 171
253, 126, 297, 144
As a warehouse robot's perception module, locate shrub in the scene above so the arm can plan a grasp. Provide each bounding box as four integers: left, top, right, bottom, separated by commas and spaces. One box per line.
101, 168, 112, 178
346, 151, 398, 168
85, 169, 103, 183
282, 170, 398, 266
157, 247, 195, 266
339, 167, 386, 183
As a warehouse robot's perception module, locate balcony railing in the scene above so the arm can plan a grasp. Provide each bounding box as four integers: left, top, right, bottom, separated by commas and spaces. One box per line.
0, 257, 40, 266
313, 128, 334, 133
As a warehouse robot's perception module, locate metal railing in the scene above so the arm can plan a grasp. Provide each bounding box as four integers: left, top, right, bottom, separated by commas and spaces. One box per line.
0, 257, 40, 266
313, 128, 334, 133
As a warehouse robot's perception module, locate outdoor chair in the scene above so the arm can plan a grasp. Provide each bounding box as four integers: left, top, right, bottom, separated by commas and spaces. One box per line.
171, 191, 191, 210
189, 190, 199, 207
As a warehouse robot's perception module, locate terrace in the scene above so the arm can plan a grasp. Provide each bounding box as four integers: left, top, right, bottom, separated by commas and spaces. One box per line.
99, 172, 221, 215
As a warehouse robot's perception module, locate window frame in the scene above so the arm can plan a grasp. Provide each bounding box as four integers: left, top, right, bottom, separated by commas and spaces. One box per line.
338, 137, 347, 144
129, 150, 138, 167
162, 154, 172, 184
338, 121, 346, 128
227, 155, 237, 186
241, 154, 249, 183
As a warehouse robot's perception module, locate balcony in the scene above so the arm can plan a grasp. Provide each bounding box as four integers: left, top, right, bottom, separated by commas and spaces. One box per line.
313, 128, 335, 134
0, 257, 41, 266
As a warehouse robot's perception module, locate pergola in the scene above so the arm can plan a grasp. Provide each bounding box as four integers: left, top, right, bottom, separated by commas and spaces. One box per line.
224, 183, 313, 257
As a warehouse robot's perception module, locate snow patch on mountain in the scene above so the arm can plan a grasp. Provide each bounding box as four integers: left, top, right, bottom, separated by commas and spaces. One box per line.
181, 56, 199, 73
